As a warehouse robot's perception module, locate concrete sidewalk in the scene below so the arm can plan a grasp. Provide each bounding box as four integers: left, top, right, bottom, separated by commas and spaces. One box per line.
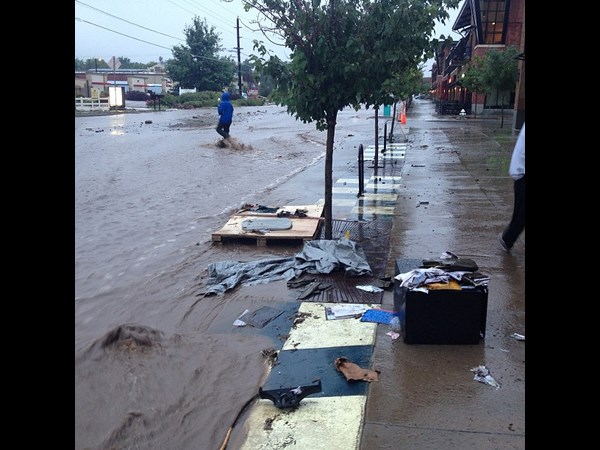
361, 101, 525, 449
234, 100, 525, 450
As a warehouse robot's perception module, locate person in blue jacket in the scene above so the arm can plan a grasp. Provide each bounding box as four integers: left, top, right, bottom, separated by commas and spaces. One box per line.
216, 92, 234, 139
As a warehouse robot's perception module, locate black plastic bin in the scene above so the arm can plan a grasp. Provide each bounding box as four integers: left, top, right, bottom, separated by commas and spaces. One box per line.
394, 258, 488, 345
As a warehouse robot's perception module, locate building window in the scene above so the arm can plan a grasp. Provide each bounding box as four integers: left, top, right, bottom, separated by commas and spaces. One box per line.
480, 0, 508, 45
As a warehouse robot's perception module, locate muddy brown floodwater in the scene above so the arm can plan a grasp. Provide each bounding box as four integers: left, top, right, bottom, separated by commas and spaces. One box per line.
75, 104, 379, 450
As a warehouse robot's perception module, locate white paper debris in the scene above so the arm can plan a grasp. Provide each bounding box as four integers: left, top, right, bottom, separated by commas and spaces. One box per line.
356, 285, 384, 293
325, 304, 369, 320
440, 251, 459, 259
233, 309, 250, 326
471, 365, 500, 389
510, 333, 525, 341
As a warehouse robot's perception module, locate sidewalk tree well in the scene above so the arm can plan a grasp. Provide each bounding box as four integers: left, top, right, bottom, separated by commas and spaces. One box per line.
243, 0, 459, 239
166, 16, 236, 92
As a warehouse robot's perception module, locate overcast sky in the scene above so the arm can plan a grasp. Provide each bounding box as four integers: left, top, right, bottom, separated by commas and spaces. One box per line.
75, 0, 460, 74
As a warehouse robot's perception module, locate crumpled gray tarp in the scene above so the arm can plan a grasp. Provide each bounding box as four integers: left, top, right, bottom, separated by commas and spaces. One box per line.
202, 238, 372, 295
295, 238, 372, 276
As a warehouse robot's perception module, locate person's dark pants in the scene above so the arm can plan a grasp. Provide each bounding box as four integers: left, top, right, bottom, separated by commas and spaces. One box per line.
216, 121, 231, 138
502, 174, 525, 249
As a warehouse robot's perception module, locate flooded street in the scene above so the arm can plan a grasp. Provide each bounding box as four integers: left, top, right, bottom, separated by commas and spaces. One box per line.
75, 101, 523, 450
75, 104, 377, 449
75, 106, 328, 305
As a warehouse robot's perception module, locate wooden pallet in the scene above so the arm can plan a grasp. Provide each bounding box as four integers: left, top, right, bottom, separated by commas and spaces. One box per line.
212, 204, 324, 246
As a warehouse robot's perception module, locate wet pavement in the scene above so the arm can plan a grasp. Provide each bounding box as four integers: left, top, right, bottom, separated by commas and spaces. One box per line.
361, 103, 525, 450
75, 99, 524, 449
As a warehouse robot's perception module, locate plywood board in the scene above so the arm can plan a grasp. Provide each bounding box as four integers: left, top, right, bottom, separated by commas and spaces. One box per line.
212, 204, 324, 245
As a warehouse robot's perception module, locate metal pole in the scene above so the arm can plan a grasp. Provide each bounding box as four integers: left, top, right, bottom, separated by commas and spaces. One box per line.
357, 144, 364, 197
236, 18, 242, 97
373, 106, 379, 176
383, 122, 387, 154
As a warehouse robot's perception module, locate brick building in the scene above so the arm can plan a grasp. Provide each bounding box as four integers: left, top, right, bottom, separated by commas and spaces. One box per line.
74, 64, 173, 98
430, 0, 525, 129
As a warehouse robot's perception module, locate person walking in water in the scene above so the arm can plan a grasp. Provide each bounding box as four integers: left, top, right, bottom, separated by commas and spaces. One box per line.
499, 122, 525, 252
216, 92, 234, 139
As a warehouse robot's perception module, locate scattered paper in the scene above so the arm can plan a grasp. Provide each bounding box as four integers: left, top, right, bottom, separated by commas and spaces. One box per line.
471, 365, 500, 389
356, 285, 384, 293
510, 333, 525, 341
233, 309, 250, 326
386, 331, 400, 340
325, 304, 368, 320
440, 251, 459, 259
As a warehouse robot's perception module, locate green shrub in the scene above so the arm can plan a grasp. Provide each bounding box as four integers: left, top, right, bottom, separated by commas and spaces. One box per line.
143, 90, 268, 110
157, 93, 179, 108
235, 97, 267, 107
126, 90, 150, 101
179, 91, 222, 107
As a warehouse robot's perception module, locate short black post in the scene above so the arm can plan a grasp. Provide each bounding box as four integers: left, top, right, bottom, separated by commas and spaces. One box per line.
357, 144, 364, 197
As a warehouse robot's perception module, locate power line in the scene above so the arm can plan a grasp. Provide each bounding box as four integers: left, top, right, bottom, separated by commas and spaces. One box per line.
74, 0, 285, 62
75, 17, 175, 51
76, 0, 184, 42
75, 17, 237, 63
167, 0, 253, 55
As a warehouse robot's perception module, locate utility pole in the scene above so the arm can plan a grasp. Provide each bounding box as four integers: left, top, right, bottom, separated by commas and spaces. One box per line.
236, 17, 242, 97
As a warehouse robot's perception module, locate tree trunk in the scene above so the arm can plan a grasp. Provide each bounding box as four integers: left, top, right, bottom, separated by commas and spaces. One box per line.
497, 88, 505, 128
324, 117, 337, 240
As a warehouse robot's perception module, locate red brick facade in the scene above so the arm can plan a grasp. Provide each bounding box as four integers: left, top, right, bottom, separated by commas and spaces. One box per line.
430, 0, 525, 129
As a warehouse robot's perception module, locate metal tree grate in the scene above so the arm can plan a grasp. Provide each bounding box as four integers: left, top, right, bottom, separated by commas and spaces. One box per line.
296, 218, 393, 304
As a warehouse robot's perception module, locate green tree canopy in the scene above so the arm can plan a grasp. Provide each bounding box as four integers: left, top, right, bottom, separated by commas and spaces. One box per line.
74, 57, 157, 71
116, 57, 156, 70
75, 58, 110, 71
464, 46, 519, 127
460, 57, 485, 118
245, 0, 459, 238
383, 65, 424, 140
166, 16, 236, 91
480, 46, 519, 100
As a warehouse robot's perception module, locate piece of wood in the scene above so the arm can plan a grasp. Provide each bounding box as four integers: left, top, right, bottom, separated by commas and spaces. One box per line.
212, 204, 324, 244
235, 204, 324, 218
